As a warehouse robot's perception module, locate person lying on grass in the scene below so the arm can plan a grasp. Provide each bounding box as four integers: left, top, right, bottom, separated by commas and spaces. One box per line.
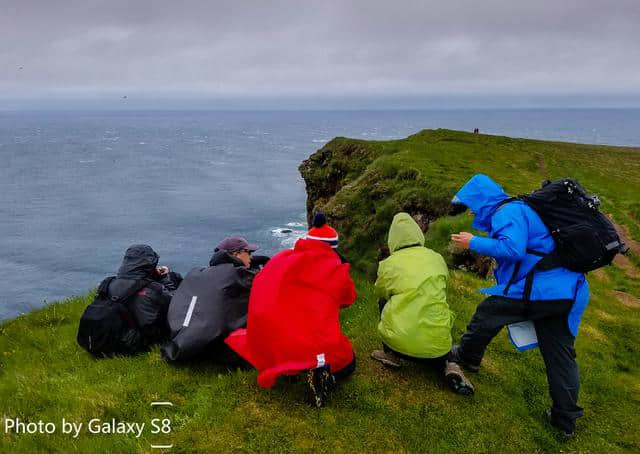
371, 212, 474, 395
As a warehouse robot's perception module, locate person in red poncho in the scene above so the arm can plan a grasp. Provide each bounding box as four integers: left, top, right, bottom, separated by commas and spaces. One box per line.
225, 212, 356, 407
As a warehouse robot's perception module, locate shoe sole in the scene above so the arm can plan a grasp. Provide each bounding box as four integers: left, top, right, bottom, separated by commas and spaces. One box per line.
370, 353, 401, 368
445, 372, 475, 396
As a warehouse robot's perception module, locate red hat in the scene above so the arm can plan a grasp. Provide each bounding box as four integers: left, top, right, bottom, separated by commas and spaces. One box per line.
306, 212, 338, 248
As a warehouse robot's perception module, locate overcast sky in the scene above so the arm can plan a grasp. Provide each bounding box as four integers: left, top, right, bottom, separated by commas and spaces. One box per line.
1, 0, 639, 107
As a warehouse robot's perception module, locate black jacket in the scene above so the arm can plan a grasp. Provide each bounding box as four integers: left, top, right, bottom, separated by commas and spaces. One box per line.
161, 251, 267, 361
108, 244, 176, 346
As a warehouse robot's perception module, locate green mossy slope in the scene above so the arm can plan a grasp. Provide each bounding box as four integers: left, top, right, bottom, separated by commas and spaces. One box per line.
2, 130, 640, 453
300, 129, 640, 274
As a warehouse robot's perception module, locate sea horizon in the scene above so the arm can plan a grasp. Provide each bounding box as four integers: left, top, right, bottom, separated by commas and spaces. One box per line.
2, 107, 640, 321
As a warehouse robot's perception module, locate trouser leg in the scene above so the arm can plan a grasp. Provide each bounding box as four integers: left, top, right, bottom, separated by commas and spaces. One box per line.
534, 316, 583, 432
382, 342, 447, 370
332, 356, 356, 383
458, 296, 528, 366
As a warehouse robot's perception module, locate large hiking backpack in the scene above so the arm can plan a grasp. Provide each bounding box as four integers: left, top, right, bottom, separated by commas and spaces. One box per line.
77, 277, 150, 357
502, 178, 628, 274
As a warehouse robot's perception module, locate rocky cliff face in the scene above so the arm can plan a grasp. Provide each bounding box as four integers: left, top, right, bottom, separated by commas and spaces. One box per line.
298, 128, 640, 278
298, 132, 455, 275
298, 137, 383, 226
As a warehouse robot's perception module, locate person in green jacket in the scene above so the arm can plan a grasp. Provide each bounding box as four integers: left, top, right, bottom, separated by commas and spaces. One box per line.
371, 212, 474, 395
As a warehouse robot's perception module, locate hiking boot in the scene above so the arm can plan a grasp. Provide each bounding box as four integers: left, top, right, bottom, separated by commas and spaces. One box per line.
306, 367, 332, 408
370, 349, 402, 368
444, 361, 475, 396
448, 345, 480, 373
545, 409, 576, 438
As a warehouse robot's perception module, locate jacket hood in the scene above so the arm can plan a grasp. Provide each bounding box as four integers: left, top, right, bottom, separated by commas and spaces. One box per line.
117, 244, 159, 279
209, 250, 244, 267
454, 174, 510, 231
388, 213, 424, 253
293, 237, 335, 254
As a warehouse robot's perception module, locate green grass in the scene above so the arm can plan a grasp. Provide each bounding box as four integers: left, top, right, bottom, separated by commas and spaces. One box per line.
2, 129, 640, 453
301, 129, 640, 274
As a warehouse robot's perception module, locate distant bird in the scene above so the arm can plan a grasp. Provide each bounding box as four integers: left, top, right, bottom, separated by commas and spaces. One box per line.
122, 95, 127, 99
18, 66, 23, 70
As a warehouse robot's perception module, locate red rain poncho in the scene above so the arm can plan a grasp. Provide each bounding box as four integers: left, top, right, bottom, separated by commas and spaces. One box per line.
225, 238, 356, 388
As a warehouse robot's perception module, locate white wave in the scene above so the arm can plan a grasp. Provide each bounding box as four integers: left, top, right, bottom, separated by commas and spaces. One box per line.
270, 226, 306, 248
279, 236, 302, 248
312, 139, 328, 143
286, 222, 304, 227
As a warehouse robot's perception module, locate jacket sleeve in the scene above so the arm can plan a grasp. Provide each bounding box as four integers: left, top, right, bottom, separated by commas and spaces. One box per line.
374, 261, 392, 300
469, 204, 528, 260
153, 272, 182, 294
337, 264, 357, 309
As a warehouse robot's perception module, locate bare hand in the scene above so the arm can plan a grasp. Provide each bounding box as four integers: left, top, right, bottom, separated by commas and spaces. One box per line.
156, 266, 169, 276
451, 232, 474, 249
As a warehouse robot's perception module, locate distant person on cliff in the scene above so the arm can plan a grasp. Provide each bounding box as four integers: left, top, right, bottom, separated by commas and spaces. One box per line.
161, 236, 269, 363
370, 213, 474, 395
77, 244, 182, 356
449, 174, 589, 437
225, 213, 357, 407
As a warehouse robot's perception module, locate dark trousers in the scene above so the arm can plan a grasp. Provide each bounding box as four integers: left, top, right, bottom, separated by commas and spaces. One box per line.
332, 356, 356, 383
458, 295, 583, 430
378, 298, 448, 371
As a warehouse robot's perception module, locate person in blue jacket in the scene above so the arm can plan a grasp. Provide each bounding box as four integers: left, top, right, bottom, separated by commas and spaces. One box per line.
449, 174, 589, 437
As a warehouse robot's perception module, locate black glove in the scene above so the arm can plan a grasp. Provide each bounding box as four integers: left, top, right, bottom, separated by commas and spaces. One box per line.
250, 255, 271, 269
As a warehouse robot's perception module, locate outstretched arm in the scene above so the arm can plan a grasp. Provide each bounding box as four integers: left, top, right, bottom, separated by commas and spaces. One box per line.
469, 205, 528, 260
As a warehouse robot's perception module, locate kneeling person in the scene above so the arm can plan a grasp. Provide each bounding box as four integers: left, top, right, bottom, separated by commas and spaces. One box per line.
372, 213, 474, 395
226, 215, 356, 407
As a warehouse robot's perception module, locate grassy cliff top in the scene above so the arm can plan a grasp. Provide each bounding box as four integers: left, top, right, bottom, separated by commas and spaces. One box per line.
300, 129, 640, 274
2, 130, 640, 453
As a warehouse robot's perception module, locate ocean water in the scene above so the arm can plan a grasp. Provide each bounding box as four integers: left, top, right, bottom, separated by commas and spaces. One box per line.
1, 108, 639, 321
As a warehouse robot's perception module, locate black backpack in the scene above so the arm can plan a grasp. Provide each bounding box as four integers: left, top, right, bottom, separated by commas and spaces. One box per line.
77, 277, 150, 357
502, 178, 627, 274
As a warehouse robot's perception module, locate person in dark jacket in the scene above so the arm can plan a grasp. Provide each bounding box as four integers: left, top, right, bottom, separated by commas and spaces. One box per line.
449, 174, 589, 437
108, 244, 181, 347
161, 236, 268, 363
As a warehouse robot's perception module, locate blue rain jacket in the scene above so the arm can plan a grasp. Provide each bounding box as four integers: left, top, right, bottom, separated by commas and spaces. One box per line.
453, 174, 589, 337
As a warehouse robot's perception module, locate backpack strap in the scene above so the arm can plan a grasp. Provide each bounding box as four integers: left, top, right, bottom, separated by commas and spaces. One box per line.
496, 196, 518, 210
97, 276, 116, 296
108, 278, 152, 304
502, 249, 553, 298
503, 261, 521, 296
106, 279, 152, 331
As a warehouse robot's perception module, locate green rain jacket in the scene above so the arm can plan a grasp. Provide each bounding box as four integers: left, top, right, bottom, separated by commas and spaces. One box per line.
375, 213, 454, 358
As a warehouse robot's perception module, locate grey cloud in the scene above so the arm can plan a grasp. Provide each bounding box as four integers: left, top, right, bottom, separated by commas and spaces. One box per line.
1, 0, 639, 102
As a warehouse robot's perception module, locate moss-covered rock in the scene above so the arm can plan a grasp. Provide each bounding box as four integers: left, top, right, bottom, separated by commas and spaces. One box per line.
300, 128, 640, 276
